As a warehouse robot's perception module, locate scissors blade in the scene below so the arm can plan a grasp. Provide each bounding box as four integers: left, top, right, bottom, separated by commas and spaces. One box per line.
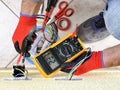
48, 18, 56, 24
40, 1, 44, 14
69, 0, 74, 5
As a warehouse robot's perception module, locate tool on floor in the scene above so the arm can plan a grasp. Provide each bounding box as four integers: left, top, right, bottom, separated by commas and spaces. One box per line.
49, 0, 74, 31
32, 26, 87, 78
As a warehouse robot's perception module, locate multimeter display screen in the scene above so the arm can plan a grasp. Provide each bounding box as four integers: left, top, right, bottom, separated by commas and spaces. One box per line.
42, 51, 59, 70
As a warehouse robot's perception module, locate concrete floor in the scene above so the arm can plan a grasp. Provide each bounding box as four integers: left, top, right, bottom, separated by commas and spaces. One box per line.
1, 69, 120, 90
1, 0, 120, 90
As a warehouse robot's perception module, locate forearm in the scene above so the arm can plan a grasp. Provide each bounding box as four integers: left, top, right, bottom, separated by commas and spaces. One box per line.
21, 0, 42, 15
103, 44, 120, 67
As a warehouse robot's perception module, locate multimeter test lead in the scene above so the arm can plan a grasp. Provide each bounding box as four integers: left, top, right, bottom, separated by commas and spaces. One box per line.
65, 48, 92, 80
54, 48, 92, 81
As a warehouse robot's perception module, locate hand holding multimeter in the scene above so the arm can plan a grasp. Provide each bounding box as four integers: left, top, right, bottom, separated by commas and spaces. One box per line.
32, 28, 88, 78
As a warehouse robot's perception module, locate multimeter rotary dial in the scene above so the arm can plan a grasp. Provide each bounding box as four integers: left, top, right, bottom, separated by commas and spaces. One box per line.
59, 42, 74, 58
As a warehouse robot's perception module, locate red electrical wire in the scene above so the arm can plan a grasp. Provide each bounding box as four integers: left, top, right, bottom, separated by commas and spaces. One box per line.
17, 53, 23, 64
71, 24, 78, 38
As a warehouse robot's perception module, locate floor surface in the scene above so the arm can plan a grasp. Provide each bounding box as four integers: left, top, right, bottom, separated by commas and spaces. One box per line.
0, 69, 120, 90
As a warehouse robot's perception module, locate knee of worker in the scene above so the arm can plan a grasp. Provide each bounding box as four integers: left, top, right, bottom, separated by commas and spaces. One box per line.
103, 0, 120, 40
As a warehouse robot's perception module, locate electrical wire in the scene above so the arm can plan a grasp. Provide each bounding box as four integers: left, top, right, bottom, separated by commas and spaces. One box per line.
37, 15, 53, 42
37, 15, 58, 42
22, 55, 26, 64
65, 48, 92, 80
15, 68, 27, 79
17, 53, 23, 64
15, 73, 24, 77
17, 53, 25, 64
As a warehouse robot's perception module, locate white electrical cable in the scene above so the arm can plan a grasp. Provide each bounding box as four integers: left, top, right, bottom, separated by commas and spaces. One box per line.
66, 48, 92, 80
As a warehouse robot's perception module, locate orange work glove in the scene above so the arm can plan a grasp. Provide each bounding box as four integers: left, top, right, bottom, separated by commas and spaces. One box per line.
61, 51, 104, 75
12, 14, 37, 56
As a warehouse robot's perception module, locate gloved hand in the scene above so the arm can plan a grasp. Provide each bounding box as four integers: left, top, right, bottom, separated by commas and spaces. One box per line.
25, 22, 59, 64
61, 51, 104, 75
12, 14, 37, 57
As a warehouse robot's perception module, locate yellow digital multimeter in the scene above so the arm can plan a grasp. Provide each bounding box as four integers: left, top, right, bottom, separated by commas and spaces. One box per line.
32, 33, 86, 78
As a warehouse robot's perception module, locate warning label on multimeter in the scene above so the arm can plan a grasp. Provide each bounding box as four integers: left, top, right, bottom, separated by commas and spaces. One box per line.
33, 33, 86, 78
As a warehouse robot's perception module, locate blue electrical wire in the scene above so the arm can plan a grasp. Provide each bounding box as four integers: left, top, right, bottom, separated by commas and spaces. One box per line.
15, 73, 24, 77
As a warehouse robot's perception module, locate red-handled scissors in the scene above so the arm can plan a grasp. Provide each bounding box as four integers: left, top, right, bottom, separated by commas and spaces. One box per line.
49, 0, 74, 24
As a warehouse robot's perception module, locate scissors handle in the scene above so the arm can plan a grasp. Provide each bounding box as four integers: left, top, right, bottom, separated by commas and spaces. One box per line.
55, 1, 68, 17
55, 1, 74, 19
64, 8, 74, 17
58, 1, 68, 9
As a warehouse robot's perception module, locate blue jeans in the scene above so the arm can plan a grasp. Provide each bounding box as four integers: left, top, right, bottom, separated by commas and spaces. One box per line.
104, 0, 120, 40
